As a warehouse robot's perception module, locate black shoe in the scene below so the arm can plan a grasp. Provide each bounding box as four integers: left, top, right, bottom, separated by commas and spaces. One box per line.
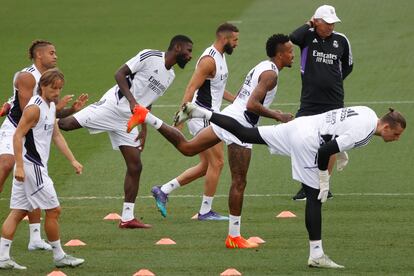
292, 187, 306, 201
327, 191, 333, 199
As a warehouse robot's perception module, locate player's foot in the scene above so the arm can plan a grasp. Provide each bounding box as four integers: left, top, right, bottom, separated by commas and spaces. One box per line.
225, 235, 259, 249
28, 239, 52, 251
0, 258, 27, 270
127, 104, 149, 133
173, 102, 198, 126
198, 210, 229, 221
151, 185, 168, 218
308, 254, 344, 269
119, 218, 152, 229
54, 254, 84, 268
292, 188, 333, 201
0, 102, 11, 117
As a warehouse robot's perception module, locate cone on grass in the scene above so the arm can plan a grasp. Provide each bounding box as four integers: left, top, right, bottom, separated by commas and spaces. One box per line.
133, 269, 155, 276
64, 239, 86, 246
276, 211, 296, 218
220, 268, 242, 276
104, 213, 122, 220
155, 238, 176, 245
47, 271, 67, 276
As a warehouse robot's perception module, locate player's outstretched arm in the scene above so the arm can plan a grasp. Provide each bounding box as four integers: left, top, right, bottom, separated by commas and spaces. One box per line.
52, 120, 83, 175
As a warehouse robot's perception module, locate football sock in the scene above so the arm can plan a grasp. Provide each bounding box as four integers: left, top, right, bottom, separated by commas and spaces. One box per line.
29, 223, 42, 243
193, 106, 212, 120
121, 202, 135, 222
161, 178, 180, 194
0, 238, 12, 259
199, 195, 213, 215
49, 240, 65, 261
145, 113, 163, 129
309, 240, 324, 259
229, 215, 241, 237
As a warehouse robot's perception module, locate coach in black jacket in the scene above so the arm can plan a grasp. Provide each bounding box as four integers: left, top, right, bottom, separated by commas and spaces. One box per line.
289, 5, 353, 200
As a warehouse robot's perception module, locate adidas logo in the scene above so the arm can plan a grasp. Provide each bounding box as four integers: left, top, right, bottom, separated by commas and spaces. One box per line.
33, 229, 39, 232
5, 244, 10, 247
314, 245, 320, 249
233, 221, 239, 225
170, 183, 174, 187
153, 69, 158, 74
313, 38, 318, 43
125, 207, 131, 210
203, 201, 208, 205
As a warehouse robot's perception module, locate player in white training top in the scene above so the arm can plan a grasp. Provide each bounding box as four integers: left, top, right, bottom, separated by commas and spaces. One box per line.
165, 104, 405, 268
58, 35, 193, 229
128, 34, 295, 249
0, 40, 88, 252
150, 23, 238, 221
0, 69, 85, 270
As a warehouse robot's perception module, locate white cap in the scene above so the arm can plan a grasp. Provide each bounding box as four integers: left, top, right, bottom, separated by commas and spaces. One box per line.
314, 5, 341, 24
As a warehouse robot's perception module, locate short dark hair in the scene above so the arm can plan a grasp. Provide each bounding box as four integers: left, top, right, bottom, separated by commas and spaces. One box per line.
168, 35, 193, 50
29, 40, 53, 60
266, 34, 290, 58
381, 108, 406, 129
37, 68, 64, 95
216, 23, 239, 35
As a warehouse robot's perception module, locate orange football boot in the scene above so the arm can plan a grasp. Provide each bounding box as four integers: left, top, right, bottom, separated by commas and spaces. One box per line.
127, 104, 149, 133
225, 235, 259, 249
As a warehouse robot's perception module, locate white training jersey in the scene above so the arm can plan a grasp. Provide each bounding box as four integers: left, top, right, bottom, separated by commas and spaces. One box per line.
192, 45, 228, 112
224, 60, 279, 126
7, 64, 42, 127
22, 95, 56, 167
298, 106, 378, 151
111, 49, 175, 107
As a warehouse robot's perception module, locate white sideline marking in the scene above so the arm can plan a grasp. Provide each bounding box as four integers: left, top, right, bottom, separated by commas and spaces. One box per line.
153, 100, 414, 108
1, 193, 412, 201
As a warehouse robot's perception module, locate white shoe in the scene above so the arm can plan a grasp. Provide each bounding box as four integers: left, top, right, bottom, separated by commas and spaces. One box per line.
28, 239, 52, 251
308, 254, 344, 269
54, 254, 85, 268
0, 258, 27, 270
173, 102, 198, 126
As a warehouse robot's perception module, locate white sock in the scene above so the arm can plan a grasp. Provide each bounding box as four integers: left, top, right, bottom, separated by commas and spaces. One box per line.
193, 106, 212, 120
309, 240, 324, 259
160, 178, 180, 194
49, 240, 65, 261
229, 215, 241, 237
121, 202, 135, 222
29, 223, 42, 243
199, 195, 213, 215
0, 237, 12, 260
145, 113, 163, 129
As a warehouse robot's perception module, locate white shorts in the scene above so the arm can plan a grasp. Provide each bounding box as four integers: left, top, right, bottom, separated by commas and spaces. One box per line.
211, 106, 253, 149
73, 88, 140, 150
10, 162, 59, 211
258, 118, 320, 189
187, 118, 210, 136
0, 118, 16, 155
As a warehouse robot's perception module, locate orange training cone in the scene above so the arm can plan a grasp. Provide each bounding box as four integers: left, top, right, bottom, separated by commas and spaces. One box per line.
220, 268, 242, 276
247, 236, 266, 244
64, 239, 86, 246
47, 271, 67, 276
155, 238, 176, 245
104, 213, 122, 220
276, 211, 297, 218
133, 269, 156, 276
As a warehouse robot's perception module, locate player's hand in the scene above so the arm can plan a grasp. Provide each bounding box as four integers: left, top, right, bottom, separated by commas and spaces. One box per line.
277, 112, 294, 123
336, 151, 349, 172
71, 160, 83, 175
317, 170, 330, 203
135, 125, 147, 151
71, 93, 89, 112
14, 166, 25, 182
56, 94, 74, 111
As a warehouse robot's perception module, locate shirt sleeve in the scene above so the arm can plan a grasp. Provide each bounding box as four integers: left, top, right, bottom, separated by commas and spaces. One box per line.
340, 36, 353, 80
125, 52, 146, 74
289, 24, 310, 48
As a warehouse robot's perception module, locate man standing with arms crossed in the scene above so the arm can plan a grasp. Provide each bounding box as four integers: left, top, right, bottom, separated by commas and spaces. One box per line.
151, 23, 239, 220
290, 5, 353, 200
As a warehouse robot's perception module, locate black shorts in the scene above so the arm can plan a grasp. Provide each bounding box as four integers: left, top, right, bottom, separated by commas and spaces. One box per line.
296, 103, 343, 118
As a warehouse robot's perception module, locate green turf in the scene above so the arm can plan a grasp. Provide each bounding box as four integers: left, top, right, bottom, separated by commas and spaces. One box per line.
1, 0, 414, 275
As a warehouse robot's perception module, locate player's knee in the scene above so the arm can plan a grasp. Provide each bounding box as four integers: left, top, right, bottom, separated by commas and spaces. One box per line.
0, 156, 15, 174
46, 207, 61, 219
127, 161, 142, 175
57, 117, 80, 131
